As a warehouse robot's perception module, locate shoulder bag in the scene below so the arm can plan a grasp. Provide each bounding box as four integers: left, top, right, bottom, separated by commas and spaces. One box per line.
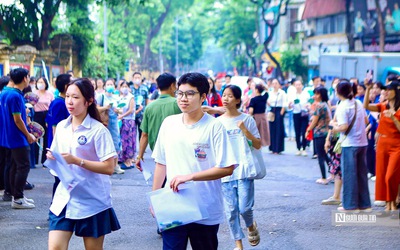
267, 92, 279, 122
333, 101, 357, 154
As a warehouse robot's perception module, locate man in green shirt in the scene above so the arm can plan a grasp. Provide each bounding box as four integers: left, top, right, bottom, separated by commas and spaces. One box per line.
135, 73, 181, 170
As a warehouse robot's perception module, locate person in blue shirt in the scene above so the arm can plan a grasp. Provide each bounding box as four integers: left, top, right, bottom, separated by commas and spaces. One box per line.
45, 73, 71, 197
0, 68, 37, 209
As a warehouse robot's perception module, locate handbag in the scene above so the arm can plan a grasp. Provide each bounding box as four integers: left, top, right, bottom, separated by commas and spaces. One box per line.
99, 94, 109, 127
268, 92, 279, 122
267, 111, 275, 122
333, 102, 358, 154
240, 134, 267, 180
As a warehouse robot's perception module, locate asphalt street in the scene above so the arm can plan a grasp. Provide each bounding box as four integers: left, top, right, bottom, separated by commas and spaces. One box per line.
0, 139, 398, 250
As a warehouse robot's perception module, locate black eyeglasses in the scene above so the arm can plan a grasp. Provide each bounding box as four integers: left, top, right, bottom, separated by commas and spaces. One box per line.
175, 90, 200, 99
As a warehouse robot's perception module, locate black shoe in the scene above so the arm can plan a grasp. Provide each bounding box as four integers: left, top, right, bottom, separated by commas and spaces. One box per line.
2, 192, 12, 201
24, 182, 35, 190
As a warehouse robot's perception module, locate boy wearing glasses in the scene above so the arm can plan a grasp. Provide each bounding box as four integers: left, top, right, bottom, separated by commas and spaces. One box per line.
152, 72, 237, 250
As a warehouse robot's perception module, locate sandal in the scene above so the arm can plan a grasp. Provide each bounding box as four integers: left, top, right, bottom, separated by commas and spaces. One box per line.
315, 179, 328, 185
248, 221, 260, 246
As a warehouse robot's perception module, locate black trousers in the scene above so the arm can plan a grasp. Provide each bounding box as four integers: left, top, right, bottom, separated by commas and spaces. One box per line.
314, 136, 331, 179
293, 113, 308, 150
269, 107, 285, 153
0, 146, 11, 192
10, 146, 31, 199
33, 111, 48, 164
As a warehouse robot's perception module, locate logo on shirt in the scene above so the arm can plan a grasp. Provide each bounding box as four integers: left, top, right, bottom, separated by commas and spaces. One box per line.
194, 146, 207, 161
77, 135, 87, 145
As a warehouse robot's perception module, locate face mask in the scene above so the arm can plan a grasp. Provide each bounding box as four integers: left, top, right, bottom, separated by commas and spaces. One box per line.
105, 86, 114, 93
133, 80, 141, 85
37, 83, 45, 90
121, 88, 129, 95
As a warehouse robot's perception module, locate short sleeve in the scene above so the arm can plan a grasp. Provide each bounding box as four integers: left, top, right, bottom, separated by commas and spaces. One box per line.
151, 119, 167, 165
140, 109, 149, 133
376, 103, 384, 113
245, 116, 260, 138
314, 104, 322, 116
10, 94, 24, 114
336, 104, 348, 126
249, 98, 256, 108
94, 128, 117, 162
212, 122, 238, 168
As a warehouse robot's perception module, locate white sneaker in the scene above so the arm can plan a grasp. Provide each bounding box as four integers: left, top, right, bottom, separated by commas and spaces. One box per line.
301, 150, 308, 157
113, 165, 125, 174
24, 196, 34, 204
295, 151, 301, 156
370, 176, 376, 181
11, 198, 35, 209
374, 200, 386, 207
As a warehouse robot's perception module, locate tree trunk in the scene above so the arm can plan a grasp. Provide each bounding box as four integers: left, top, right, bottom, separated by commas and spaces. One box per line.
374, 0, 385, 52
37, 15, 53, 50
263, 25, 283, 81
345, 0, 354, 51
142, 0, 172, 69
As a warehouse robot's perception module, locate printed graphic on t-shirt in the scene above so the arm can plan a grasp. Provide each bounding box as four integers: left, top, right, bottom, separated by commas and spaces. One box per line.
194, 143, 209, 161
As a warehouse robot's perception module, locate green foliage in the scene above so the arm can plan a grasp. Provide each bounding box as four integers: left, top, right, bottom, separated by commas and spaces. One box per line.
211, 0, 259, 74
280, 38, 307, 78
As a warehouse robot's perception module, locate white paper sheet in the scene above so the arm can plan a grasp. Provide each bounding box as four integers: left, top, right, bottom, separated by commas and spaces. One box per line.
44, 151, 84, 192
147, 182, 209, 232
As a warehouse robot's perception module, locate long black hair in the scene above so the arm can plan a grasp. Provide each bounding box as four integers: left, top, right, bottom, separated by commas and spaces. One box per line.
336, 79, 357, 100
386, 80, 400, 111
66, 78, 102, 123
207, 77, 219, 100
223, 85, 242, 108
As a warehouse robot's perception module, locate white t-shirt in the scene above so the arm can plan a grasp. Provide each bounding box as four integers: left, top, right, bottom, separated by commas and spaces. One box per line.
50, 114, 117, 219
288, 90, 310, 114
218, 113, 260, 182
336, 99, 368, 147
268, 89, 287, 108
152, 113, 238, 225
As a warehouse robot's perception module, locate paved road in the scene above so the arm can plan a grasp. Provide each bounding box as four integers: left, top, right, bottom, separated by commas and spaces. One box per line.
0, 139, 398, 250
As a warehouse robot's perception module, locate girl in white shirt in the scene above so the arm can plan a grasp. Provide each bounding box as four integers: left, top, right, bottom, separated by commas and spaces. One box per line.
218, 85, 261, 250
46, 78, 120, 250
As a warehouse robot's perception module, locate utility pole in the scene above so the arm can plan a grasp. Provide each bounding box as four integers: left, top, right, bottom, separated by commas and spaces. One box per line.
103, 1, 108, 78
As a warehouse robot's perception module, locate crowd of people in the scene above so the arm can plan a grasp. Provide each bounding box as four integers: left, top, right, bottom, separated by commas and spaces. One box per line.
0, 67, 400, 249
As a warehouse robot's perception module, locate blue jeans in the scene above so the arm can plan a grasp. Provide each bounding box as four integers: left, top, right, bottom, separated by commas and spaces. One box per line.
285, 110, 294, 138
161, 223, 219, 250
341, 146, 371, 210
222, 179, 254, 240
107, 114, 121, 153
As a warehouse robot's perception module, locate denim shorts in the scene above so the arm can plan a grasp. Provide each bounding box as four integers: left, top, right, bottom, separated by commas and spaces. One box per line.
49, 207, 121, 238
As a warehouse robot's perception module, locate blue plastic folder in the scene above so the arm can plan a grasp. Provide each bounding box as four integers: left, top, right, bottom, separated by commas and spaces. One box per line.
147, 182, 209, 232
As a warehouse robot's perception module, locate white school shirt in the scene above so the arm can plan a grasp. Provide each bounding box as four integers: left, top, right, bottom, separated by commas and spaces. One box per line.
152, 113, 238, 225
268, 89, 287, 108
218, 113, 260, 182
50, 114, 117, 219
336, 99, 368, 147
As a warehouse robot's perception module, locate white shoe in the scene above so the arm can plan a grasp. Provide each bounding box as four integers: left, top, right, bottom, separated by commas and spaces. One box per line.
113, 165, 125, 174
24, 196, 34, 204
301, 150, 308, 157
11, 198, 35, 209
370, 176, 376, 181
295, 151, 301, 156
374, 200, 386, 207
